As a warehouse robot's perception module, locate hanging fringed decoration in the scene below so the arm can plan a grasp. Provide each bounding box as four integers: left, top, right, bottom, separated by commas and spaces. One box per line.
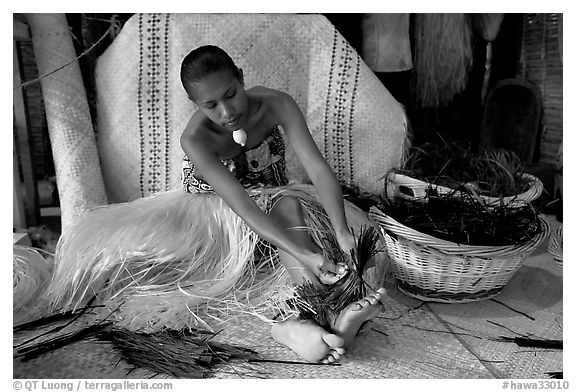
292, 226, 384, 329
471, 13, 505, 103
410, 13, 474, 108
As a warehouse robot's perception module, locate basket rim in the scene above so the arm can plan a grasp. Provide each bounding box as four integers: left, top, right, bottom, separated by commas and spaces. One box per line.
369, 206, 550, 257
385, 172, 543, 207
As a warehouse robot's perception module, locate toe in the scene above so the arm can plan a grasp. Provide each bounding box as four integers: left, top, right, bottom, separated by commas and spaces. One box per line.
371, 288, 387, 303
376, 288, 387, 297
329, 349, 343, 360
323, 333, 345, 348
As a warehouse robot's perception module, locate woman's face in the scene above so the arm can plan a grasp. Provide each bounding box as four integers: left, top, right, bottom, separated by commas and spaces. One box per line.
190, 69, 249, 131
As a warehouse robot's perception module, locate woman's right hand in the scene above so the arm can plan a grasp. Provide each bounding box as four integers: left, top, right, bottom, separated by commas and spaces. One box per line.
304, 253, 349, 285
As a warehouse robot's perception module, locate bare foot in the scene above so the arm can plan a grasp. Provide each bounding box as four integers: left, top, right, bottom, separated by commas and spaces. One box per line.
286, 267, 348, 287
285, 261, 348, 287
331, 288, 386, 348
286, 265, 322, 287
271, 318, 346, 363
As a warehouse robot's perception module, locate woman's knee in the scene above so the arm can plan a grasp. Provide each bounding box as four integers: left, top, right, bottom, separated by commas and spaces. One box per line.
270, 195, 304, 222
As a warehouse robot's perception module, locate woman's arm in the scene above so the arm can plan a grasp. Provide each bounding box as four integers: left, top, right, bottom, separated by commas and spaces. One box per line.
275, 92, 356, 252
180, 132, 345, 280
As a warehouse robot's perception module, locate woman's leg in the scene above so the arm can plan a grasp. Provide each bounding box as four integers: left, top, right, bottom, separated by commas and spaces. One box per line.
269, 195, 345, 362
268, 196, 386, 362
271, 288, 386, 363
268, 195, 324, 286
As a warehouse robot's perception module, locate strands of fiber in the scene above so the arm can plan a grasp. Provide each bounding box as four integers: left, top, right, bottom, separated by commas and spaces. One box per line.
496, 336, 563, 349
393, 141, 530, 197
14, 302, 112, 362
46, 190, 294, 332
15, 322, 112, 362
411, 13, 474, 108
379, 191, 541, 246
294, 226, 383, 328
14, 304, 103, 333
46, 183, 375, 332
13, 245, 54, 324
96, 328, 260, 378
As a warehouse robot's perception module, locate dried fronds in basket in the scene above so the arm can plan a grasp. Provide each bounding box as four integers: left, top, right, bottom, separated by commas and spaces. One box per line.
393, 141, 531, 197
379, 190, 541, 246
293, 226, 383, 328
96, 327, 260, 378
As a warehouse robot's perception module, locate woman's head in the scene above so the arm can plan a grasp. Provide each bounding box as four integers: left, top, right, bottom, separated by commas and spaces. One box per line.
180, 45, 243, 100
180, 45, 248, 130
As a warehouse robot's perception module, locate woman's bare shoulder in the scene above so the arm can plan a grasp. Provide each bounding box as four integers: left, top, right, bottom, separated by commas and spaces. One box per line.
180, 114, 215, 155
248, 86, 290, 101
248, 86, 295, 115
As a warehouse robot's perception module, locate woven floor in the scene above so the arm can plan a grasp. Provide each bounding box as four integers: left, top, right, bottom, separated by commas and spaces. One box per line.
13, 218, 562, 379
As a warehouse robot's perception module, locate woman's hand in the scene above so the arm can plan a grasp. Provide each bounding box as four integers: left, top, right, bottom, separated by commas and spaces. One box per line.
304, 253, 348, 285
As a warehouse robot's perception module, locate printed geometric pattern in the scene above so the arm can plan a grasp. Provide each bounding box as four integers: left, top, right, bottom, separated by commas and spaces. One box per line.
136, 13, 172, 196
321, 28, 362, 185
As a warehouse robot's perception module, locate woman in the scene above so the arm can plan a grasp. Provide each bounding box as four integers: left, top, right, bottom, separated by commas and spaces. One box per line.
47, 45, 386, 364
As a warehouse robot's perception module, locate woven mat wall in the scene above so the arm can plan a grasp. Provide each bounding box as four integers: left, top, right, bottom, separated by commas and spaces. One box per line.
95, 13, 408, 203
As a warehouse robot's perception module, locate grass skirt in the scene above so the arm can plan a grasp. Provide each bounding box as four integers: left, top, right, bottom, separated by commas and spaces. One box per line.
14, 246, 54, 325
45, 184, 384, 332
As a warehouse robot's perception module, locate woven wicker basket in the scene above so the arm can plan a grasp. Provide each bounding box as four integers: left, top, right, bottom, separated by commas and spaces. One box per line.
384, 172, 544, 208
368, 207, 550, 303
548, 224, 563, 269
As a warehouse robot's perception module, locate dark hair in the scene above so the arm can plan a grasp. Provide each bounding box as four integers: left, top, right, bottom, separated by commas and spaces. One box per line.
180, 45, 241, 99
